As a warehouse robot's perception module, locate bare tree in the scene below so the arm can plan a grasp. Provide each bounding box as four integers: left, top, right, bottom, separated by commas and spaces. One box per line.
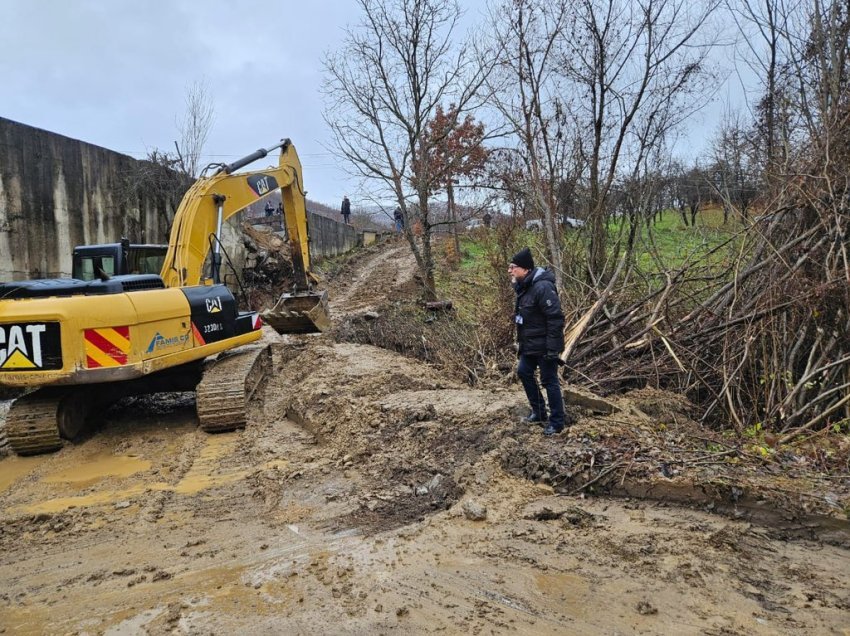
175, 78, 215, 178
564, 0, 719, 280
487, 0, 575, 289
120, 80, 213, 237
726, 0, 787, 176
323, 0, 491, 299
486, 0, 717, 285
709, 110, 759, 222
558, 0, 850, 439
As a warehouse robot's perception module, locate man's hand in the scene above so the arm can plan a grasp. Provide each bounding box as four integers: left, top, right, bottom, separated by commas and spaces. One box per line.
544, 352, 565, 366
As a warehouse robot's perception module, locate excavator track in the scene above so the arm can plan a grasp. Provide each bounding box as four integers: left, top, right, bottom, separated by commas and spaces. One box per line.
196, 345, 271, 433
5, 389, 75, 456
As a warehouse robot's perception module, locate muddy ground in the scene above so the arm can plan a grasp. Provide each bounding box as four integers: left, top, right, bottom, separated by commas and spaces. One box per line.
1, 242, 849, 635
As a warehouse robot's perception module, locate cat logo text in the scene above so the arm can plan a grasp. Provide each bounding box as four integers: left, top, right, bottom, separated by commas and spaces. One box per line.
206, 297, 223, 314
0, 323, 62, 370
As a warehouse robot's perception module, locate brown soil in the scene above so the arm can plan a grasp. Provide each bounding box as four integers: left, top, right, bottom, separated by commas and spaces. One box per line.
1, 241, 848, 635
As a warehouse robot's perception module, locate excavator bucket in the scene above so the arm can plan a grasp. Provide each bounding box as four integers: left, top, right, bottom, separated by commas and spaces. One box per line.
261, 290, 331, 334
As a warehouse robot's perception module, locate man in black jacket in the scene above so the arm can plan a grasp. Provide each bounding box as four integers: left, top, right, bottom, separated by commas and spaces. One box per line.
510, 247, 567, 435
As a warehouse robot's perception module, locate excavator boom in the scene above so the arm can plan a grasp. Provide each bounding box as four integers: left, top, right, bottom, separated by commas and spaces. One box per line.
159, 138, 328, 335
162, 139, 310, 289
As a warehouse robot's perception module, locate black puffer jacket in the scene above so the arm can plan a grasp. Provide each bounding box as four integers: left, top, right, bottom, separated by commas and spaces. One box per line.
513, 267, 565, 356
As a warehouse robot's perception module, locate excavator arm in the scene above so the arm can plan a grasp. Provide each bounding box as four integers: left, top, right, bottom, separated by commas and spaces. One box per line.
160, 139, 313, 290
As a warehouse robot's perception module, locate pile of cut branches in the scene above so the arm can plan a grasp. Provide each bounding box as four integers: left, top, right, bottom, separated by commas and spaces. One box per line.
566, 151, 850, 443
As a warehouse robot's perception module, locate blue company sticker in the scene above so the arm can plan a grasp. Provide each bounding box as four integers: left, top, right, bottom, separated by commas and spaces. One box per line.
146, 332, 190, 354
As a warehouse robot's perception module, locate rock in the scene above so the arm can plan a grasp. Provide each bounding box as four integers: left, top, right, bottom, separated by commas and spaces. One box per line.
562, 386, 618, 414
112, 569, 136, 577
462, 499, 487, 521
114, 501, 131, 510
526, 507, 563, 521
425, 474, 444, 493
636, 600, 657, 615
364, 311, 381, 320
424, 300, 453, 311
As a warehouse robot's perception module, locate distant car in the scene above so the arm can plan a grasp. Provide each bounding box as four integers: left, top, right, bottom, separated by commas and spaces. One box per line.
466, 219, 484, 230
525, 216, 585, 230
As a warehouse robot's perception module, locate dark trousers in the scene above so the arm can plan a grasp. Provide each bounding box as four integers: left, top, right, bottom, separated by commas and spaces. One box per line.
517, 354, 565, 428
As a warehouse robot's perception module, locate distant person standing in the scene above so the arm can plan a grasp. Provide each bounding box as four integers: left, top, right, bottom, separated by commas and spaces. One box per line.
264, 200, 274, 217
341, 196, 352, 225
483, 211, 493, 228
394, 206, 404, 234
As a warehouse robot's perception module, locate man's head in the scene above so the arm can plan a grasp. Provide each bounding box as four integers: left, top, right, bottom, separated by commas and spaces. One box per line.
508, 247, 535, 282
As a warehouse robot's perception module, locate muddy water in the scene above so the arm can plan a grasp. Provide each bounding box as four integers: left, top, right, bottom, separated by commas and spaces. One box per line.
42, 452, 151, 487
8, 433, 289, 516
0, 455, 44, 492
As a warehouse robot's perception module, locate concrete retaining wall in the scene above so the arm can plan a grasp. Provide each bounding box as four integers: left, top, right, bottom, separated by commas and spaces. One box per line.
0, 117, 178, 280
307, 211, 358, 259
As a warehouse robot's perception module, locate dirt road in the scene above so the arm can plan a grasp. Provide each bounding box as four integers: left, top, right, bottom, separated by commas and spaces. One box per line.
1, 242, 848, 635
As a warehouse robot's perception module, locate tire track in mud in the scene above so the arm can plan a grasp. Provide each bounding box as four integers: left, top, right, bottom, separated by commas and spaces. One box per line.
328, 242, 417, 317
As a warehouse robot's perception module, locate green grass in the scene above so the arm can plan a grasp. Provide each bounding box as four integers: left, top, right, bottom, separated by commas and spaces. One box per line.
609, 208, 741, 274
435, 211, 741, 321
450, 211, 740, 279
459, 237, 486, 270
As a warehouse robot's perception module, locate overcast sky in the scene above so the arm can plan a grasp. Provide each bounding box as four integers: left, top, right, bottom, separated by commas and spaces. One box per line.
1, 0, 473, 206
1, 1, 745, 209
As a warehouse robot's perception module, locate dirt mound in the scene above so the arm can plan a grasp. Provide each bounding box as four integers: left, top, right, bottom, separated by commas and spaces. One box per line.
272, 341, 524, 531
270, 340, 850, 544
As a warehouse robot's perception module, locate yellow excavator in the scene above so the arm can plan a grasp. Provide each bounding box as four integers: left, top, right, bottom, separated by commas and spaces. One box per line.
0, 139, 329, 455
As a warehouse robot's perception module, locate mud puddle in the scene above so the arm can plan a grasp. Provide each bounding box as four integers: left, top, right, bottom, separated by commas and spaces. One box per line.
0, 455, 44, 492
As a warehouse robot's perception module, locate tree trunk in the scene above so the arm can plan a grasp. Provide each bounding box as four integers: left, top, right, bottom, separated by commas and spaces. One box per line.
589, 203, 607, 279
419, 189, 437, 301
448, 181, 461, 258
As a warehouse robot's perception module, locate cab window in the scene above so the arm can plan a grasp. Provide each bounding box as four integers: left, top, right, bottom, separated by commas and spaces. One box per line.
76, 256, 115, 281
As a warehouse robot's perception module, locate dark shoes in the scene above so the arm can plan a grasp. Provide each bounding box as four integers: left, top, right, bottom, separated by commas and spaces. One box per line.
543, 412, 575, 436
